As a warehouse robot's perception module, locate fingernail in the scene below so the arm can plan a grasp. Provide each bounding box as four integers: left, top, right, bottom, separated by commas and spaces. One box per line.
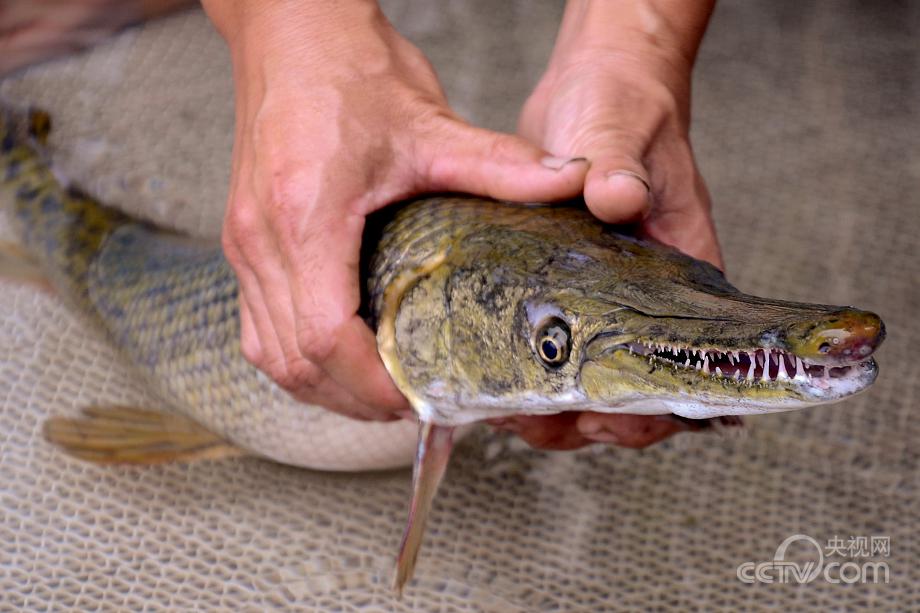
541, 155, 588, 171
585, 429, 621, 444
605, 170, 653, 218
605, 169, 651, 193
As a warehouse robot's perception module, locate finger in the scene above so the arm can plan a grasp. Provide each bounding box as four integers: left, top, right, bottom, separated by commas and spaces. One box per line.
575, 412, 693, 448
577, 134, 653, 223
417, 120, 590, 202
237, 287, 263, 365
275, 207, 410, 414
226, 218, 386, 420
241, 269, 385, 420
642, 152, 724, 269
229, 246, 288, 377
646, 201, 723, 270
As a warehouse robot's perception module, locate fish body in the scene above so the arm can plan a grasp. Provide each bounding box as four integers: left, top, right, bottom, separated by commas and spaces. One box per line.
1, 108, 419, 470
0, 106, 885, 462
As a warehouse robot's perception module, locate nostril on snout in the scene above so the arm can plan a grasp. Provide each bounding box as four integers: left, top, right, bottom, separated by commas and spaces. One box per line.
790, 309, 885, 364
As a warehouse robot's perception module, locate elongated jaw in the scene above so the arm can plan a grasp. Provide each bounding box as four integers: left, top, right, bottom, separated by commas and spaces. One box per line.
623, 342, 878, 400
581, 308, 885, 417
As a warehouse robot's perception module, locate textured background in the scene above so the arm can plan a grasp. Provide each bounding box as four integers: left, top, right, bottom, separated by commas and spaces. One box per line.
1, 1, 918, 610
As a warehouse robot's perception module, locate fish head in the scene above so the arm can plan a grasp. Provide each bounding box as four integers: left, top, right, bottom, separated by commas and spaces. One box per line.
381, 205, 885, 424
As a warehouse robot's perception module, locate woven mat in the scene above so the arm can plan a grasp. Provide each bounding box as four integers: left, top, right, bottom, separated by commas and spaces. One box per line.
1, 1, 917, 610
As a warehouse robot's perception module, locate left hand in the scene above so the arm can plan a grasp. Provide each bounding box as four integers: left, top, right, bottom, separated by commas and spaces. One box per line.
495, 0, 722, 450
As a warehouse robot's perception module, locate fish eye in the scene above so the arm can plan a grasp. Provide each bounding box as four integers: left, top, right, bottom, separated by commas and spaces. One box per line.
534, 318, 571, 367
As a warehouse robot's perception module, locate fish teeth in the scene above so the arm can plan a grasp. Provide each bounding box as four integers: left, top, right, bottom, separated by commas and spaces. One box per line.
715, 366, 723, 376
702, 353, 710, 375
777, 355, 789, 380
746, 356, 755, 380
794, 356, 808, 382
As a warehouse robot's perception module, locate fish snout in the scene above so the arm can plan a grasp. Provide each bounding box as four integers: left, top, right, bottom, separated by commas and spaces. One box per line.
787, 308, 885, 365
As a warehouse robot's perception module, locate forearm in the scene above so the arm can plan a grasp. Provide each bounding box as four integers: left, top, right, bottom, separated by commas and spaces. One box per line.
553, 0, 715, 72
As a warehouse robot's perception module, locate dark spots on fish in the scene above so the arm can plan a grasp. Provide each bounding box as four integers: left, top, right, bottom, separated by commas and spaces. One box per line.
66, 186, 92, 200
5, 159, 21, 180
1, 132, 13, 153
484, 377, 514, 394
16, 185, 39, 201
797, 322, 819, 340
472, 268, 508, 312
690, 336, 712, 348
41, 194, 60, 213
647, 324, 666, 338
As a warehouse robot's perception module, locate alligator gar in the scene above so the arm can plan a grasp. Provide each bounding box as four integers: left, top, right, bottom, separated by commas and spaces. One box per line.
0, 108, 884, 592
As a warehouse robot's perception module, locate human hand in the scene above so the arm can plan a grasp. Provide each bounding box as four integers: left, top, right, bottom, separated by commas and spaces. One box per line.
498, 0, 722, 449
202, 0, 591, 420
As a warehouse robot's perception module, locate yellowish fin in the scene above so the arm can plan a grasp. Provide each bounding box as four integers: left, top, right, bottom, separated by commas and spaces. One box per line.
43, 405, 243, 464
392, 421, 455, 595
0, 240, 53, 292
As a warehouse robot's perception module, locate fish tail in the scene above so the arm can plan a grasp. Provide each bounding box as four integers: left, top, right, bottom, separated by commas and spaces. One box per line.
0, 104, 128, 305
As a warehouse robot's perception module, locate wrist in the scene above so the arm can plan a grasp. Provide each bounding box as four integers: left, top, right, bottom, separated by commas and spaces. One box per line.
202, 0, 395, 84
551, 0, 714, 76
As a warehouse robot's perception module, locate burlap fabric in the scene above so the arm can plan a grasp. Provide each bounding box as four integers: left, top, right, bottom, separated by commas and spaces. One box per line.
1, 1, 916, 610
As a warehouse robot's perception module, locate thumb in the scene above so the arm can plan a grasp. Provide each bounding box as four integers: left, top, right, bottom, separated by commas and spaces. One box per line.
582, 146, 653, 224
416, 120, 589, 202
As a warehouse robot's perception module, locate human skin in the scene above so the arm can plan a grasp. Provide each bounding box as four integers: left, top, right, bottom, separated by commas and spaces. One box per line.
504, 0, 722, 449
201, 0, 592, 422
201, 0, 721, 448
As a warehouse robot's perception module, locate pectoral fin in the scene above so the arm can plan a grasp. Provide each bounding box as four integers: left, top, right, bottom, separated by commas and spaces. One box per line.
0, 240, 54, 292
43, 405, 243, 464
392, 421, 455, 595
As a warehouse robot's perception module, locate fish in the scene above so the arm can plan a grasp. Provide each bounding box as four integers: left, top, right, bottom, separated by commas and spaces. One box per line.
0, 107, 885, 593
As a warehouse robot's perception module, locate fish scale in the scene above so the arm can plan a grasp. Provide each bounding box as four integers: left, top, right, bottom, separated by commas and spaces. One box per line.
0, 107, 420, 471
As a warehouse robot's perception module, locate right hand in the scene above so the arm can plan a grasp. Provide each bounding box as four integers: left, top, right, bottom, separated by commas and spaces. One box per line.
202, 0, 591, 421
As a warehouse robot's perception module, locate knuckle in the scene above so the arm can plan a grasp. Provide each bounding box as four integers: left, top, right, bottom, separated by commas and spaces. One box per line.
266, 169, 312, 219
486, 133, 524, 161
258, 356, 311, 393
223, 204, 261, 258
239, 333, 264, 370
296, 321, 339, 364
286, 358, 325, 391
